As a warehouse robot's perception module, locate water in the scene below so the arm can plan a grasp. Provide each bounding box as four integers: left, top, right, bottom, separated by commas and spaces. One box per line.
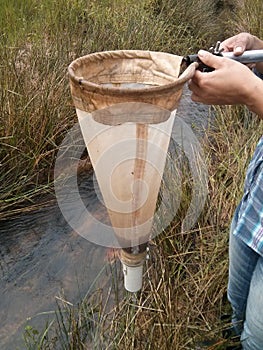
0, 176, 113, 349
0, 87, 211, 349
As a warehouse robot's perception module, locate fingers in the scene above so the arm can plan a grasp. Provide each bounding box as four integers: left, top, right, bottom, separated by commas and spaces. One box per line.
197, 50, 224, 70
188, 74, 203, 102
221, 32, 255, 54
189, 70, 203, 87
221, 39, 246, 55
188, 84, 205, 103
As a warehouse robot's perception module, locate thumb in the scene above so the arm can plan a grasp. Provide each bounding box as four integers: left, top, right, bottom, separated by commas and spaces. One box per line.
198, 50, 223, 70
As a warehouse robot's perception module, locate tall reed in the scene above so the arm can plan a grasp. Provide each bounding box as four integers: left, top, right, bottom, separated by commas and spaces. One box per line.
1, 0, 262, 349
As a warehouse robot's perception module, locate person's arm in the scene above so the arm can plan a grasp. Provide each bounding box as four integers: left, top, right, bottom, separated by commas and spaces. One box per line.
188, 33, 263, 118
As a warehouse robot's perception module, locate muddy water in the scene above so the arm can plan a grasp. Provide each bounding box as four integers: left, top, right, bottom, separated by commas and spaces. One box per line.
0, 87, 211, 350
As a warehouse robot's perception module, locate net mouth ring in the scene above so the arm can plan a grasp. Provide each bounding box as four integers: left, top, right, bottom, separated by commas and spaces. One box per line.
68, 50, 198, 112
68, 50, 197, 95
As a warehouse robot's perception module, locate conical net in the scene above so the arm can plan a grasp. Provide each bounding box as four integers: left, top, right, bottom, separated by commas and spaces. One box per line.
68, 50, 197, 248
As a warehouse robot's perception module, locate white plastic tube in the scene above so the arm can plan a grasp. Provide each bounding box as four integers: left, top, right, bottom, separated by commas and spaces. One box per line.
121, 262, 144, 293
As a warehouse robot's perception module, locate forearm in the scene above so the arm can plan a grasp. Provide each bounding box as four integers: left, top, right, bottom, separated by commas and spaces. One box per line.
245, 75, 263, 118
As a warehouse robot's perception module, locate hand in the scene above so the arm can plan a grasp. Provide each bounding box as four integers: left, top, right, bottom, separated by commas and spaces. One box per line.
188, 33, 263, 117
188, 50, 256, 105
220, 32, 263, 54
220, 32, 263, 73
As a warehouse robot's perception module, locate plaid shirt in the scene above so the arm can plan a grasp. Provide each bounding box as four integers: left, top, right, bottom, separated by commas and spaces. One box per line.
232, 69, 263, 256
232, 134, 263, 256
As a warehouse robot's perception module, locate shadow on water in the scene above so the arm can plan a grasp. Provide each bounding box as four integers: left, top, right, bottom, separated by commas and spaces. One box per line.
0, 87, 211, 349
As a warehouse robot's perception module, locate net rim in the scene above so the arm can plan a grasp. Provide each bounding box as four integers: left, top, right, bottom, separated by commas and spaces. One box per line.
68, 49, 198, 96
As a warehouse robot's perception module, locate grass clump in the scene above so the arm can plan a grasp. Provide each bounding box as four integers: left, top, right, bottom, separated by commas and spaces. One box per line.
99, 111, 262, 349
0, 0, 222, 217
1, 0, 262, 349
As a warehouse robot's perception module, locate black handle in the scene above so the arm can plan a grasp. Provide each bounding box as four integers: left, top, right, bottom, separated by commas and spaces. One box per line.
183, 49, 263, 72
182, 54, 215, 72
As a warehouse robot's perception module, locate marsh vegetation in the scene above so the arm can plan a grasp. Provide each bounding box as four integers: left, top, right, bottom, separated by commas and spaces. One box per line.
1, 0, 263, 349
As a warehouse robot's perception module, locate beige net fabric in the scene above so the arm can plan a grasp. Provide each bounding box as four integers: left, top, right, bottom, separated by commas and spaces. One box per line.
68, 50, 197, 249
68, 50, 197, 113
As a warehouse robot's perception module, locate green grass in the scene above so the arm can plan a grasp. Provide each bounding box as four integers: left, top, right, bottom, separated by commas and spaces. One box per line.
1, 0, 263, 349
0, 0, 220, 217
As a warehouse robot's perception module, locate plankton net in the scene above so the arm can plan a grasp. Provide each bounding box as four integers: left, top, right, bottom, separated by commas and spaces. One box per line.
68, 50, 197, 292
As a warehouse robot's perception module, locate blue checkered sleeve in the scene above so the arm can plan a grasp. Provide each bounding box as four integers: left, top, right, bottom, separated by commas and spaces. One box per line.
233, 137, 263, 255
